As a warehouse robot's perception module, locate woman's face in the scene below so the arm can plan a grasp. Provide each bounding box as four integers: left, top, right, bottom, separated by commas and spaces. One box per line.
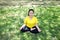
29, 11, 34, 17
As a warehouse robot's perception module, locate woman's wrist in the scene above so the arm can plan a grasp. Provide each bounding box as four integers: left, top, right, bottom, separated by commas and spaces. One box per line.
31, 28, 35, 30
38, 29, 41, 32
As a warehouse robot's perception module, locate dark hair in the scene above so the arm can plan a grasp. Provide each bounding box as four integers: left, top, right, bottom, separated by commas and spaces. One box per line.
28, 9, 34, 16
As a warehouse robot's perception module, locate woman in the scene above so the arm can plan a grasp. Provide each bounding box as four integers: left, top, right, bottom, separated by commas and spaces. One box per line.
20, 9, 41, 34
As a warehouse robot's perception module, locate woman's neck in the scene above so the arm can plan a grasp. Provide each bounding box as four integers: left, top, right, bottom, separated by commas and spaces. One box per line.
29, 16, 33, 20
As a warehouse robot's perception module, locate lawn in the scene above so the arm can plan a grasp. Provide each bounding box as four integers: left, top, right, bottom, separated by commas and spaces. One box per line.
0, 6, 60, 40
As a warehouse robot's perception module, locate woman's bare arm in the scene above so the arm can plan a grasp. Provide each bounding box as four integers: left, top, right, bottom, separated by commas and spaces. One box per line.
36, 24, 41, 32
20, 24, 25, 30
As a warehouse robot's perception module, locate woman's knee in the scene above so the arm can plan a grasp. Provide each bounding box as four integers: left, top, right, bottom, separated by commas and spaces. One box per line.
20, 26, 30, 32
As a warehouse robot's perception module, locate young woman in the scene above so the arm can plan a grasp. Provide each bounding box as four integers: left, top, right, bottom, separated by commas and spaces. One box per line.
20, 9, 41, 34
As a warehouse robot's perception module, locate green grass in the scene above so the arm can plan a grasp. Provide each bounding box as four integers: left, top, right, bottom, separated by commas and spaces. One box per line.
0, 6, 60, 40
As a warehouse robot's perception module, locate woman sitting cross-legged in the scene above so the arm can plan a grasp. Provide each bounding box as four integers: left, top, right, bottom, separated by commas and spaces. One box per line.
20, 9, 41, 34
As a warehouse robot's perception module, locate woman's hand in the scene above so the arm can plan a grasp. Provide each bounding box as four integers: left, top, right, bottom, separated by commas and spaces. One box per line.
19, 24, 25, 30
38, 29, 41, 32
20, 27, 22, 30
31, 28, 36, 31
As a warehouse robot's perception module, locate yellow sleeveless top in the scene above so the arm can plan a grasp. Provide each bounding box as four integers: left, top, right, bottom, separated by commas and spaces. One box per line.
24, 16, 38, 28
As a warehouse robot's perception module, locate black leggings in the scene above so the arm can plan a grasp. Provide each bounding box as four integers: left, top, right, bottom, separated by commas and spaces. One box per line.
20, 26, 39, 34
